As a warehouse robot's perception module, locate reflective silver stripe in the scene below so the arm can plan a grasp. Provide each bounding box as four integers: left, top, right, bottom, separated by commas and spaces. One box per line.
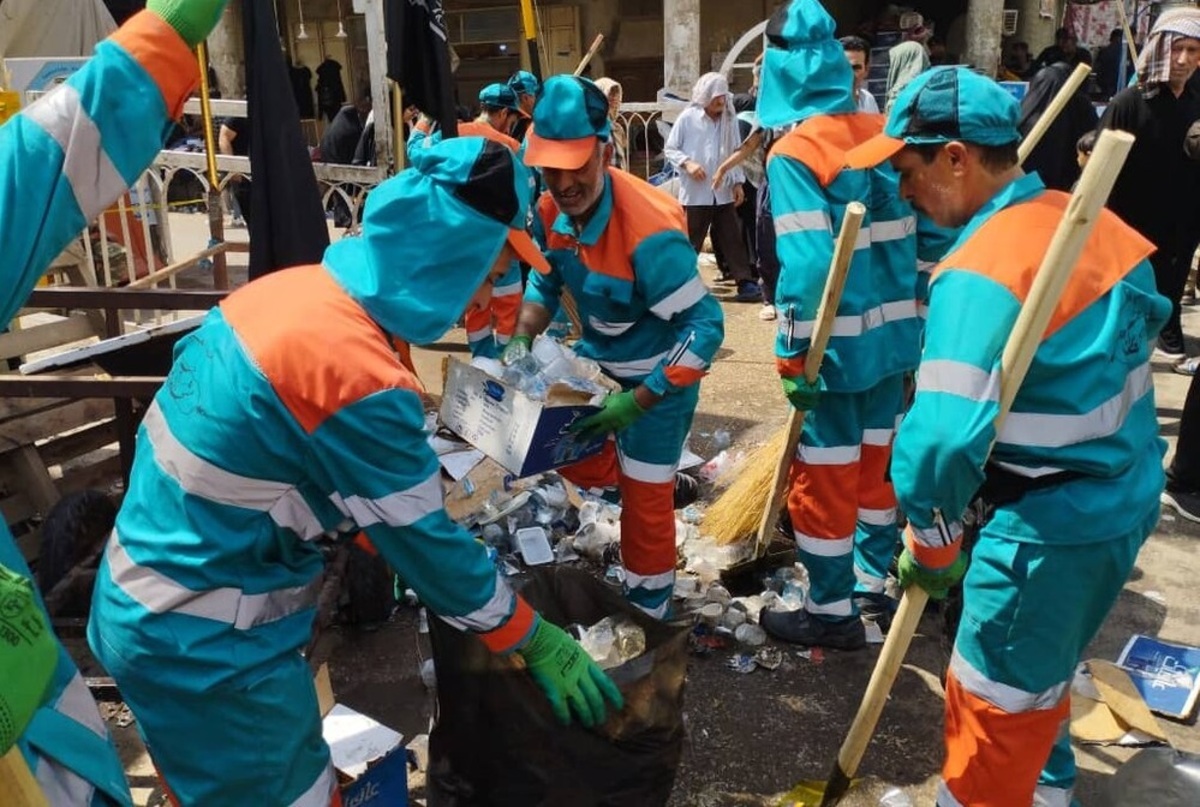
999, 362, 1152, 449
908, 519, 962, 549
467, 325, 493, 342
107, 530, 322, 630
291, 761, 338, 807
440, 571, 515, 632
588, 316, 636, 337
806, 595, 853, 617
798, 444, 861, 465
332, 472, 444, 529
55, 673, 106, 739
991, 459, 1069, 478
775, 210, 831, 236
918, 302, 929, 319
143, 402, 326, 540
918, 259, 937, 274
36, 757, 95, 807
598, 350, 670, 378
871, 216, 916, 242
796, 531, 853, 558
777, 299, 919, 340
650, 276, 708, 319
493, 280, 523, 296
858, 507, 896, 526
1033, 785, 1073, 807
24, 84, 127, 222
854, 564, 886, 593
936, 780, 965, 807
918, 359, 1000, 403
862, 428, 893, 446
617, 450, 678, 484
624, 568, 675, 591
950, 648, 1069, 713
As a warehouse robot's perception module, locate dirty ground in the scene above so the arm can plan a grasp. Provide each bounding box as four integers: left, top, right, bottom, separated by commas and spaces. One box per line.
63, 232, 1200, 806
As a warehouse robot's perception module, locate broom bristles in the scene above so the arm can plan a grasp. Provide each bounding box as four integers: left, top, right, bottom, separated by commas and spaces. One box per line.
701, 425, 792, 545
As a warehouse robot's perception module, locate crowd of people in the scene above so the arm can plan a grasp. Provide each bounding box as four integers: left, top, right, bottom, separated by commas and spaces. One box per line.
2, 1, 1200, 806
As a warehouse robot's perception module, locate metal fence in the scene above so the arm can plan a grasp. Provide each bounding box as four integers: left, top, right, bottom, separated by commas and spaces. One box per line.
615, 101, 686, 182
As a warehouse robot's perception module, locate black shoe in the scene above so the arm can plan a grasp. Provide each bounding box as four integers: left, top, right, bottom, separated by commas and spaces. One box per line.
673, 473, 699, 509
1162, 487, 1200, 523
734, 281, 763, 302
857, 596, 895, 635
1155, 337, 1186, 361
760, 608, 866, 650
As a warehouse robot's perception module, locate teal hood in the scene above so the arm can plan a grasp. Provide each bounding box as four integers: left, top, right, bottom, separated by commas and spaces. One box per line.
324, 137, 536, 346
758, 0, 856, 129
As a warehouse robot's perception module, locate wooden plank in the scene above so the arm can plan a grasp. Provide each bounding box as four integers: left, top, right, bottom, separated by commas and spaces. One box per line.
0, 376, 165, 399
0, 492, 35, 527
0, 399, 114, 450
126, 243, 228, 289
39, 420, 118, 469
11, 445, 61, 513
14, 525, 41, 563
58, 454, 122, 496
0, 314, 98, 362
26, 288, 228, 310
0, 396, 69, 423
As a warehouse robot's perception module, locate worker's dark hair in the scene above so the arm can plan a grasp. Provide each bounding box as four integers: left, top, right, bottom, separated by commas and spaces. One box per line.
839, 35, 870, 59
910, 140, 1020, 171
1076, 129, 1098, 154
1110, 28, 1123, 43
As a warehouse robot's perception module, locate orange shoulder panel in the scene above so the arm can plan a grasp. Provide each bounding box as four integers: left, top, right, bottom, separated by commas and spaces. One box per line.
221, 265, 425, 434
537, 193, 575, 252
935, 192, 1155, 338
109, 11, 198, 119
578, 168, 687, 281
769, 113, 885, 186
457, 121, 521, 153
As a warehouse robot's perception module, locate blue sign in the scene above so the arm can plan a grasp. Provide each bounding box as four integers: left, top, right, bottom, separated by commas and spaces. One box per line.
997, 81, 1030, 102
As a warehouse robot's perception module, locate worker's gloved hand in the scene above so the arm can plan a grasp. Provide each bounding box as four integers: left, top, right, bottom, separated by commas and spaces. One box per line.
897, 548, 967, 601
146, 0, 229, 47
570, 390, 645, 440
501, 334, 533, 366
0, 564, 58, 753
781, 374, 824, 411
519, 617, 624, 727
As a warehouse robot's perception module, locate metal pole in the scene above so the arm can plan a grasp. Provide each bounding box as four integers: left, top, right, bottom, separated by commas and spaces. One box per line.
519, 0, 542, 79
196, 43, 229, 289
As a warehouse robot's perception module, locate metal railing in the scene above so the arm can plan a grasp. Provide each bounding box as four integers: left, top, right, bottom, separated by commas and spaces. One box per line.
615, 101, 687, 181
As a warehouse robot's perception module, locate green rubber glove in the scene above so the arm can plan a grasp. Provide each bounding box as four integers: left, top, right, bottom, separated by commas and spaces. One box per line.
897, 548, 967, 601
781, 374, 824, 411
569, 390, 645, 440
146, 0, 229, 47
519, 617, 624, 727
501, 334, 533, 366
0, 564, 58, 753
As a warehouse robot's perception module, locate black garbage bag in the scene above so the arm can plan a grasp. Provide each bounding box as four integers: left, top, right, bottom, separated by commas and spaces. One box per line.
427, 566, 689, 807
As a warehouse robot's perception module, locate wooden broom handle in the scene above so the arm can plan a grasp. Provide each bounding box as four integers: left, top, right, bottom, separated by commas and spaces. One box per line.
1016, 62, 1091, 166
827, 129, 1137, 798
0, 747, 48, 807
573, 34, 605, 77
753, 202, 866, 556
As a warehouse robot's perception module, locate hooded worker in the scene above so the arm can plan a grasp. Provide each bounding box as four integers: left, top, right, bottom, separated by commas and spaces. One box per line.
408, 83, 528, 360
0, 1, 228, 803
87, 138, 622, 806
756, 0, 922, 650
508, 69, 541, 141
508, 75, 725, 619
846, 65, 1168, 807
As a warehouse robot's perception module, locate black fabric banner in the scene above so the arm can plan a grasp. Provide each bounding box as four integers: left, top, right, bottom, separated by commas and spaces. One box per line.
243, 0, 330, 280
385, 0, 459, 138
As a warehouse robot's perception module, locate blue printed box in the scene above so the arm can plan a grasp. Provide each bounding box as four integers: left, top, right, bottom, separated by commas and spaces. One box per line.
440, 360, 615, 478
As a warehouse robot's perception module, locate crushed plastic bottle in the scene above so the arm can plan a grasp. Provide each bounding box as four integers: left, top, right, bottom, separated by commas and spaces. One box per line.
419, 658, 437, 690
879, 788, 914, 807
735, 623, 767, 647
711, 429, 731, 451
578, 616, 646, 669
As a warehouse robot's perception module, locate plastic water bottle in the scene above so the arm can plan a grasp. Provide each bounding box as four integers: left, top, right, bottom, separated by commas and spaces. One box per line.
879, 788, 913, 806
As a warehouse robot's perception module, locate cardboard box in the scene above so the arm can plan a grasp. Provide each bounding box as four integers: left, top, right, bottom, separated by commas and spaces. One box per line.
315, 666, 409, 806
440, 359, 615, 477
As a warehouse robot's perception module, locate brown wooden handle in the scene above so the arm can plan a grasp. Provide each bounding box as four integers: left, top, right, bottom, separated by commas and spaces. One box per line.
0, 747, 49, 806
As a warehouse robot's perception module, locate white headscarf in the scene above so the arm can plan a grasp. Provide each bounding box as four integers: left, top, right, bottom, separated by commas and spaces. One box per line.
690, 72, 742, 188
1137, 7, 1200, 87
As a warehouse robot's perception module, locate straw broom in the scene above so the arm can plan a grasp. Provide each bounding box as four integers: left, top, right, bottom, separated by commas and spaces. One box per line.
705, 65, 1094, 549
704, 203, 865, 546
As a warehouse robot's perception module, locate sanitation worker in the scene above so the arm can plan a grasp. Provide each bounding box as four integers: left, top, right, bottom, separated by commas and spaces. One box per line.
846, 66, 1168, 807
88, 137, 622, 806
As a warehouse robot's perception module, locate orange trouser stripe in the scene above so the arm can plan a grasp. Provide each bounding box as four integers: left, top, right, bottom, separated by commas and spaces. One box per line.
789, 459, 859, 539
858, 443, 897, 511
942, 668, 1069, 807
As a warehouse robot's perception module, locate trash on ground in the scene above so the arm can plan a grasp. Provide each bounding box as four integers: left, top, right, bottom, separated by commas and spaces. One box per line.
1115, 634, 1200, 720
1071, 660, 1169, 746
575, 615, 648, 670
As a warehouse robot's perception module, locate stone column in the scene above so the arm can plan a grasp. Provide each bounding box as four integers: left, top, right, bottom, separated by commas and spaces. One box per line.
664, 0, 701, 96
207, 0, 246, 99
964, 0, 1006, 77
